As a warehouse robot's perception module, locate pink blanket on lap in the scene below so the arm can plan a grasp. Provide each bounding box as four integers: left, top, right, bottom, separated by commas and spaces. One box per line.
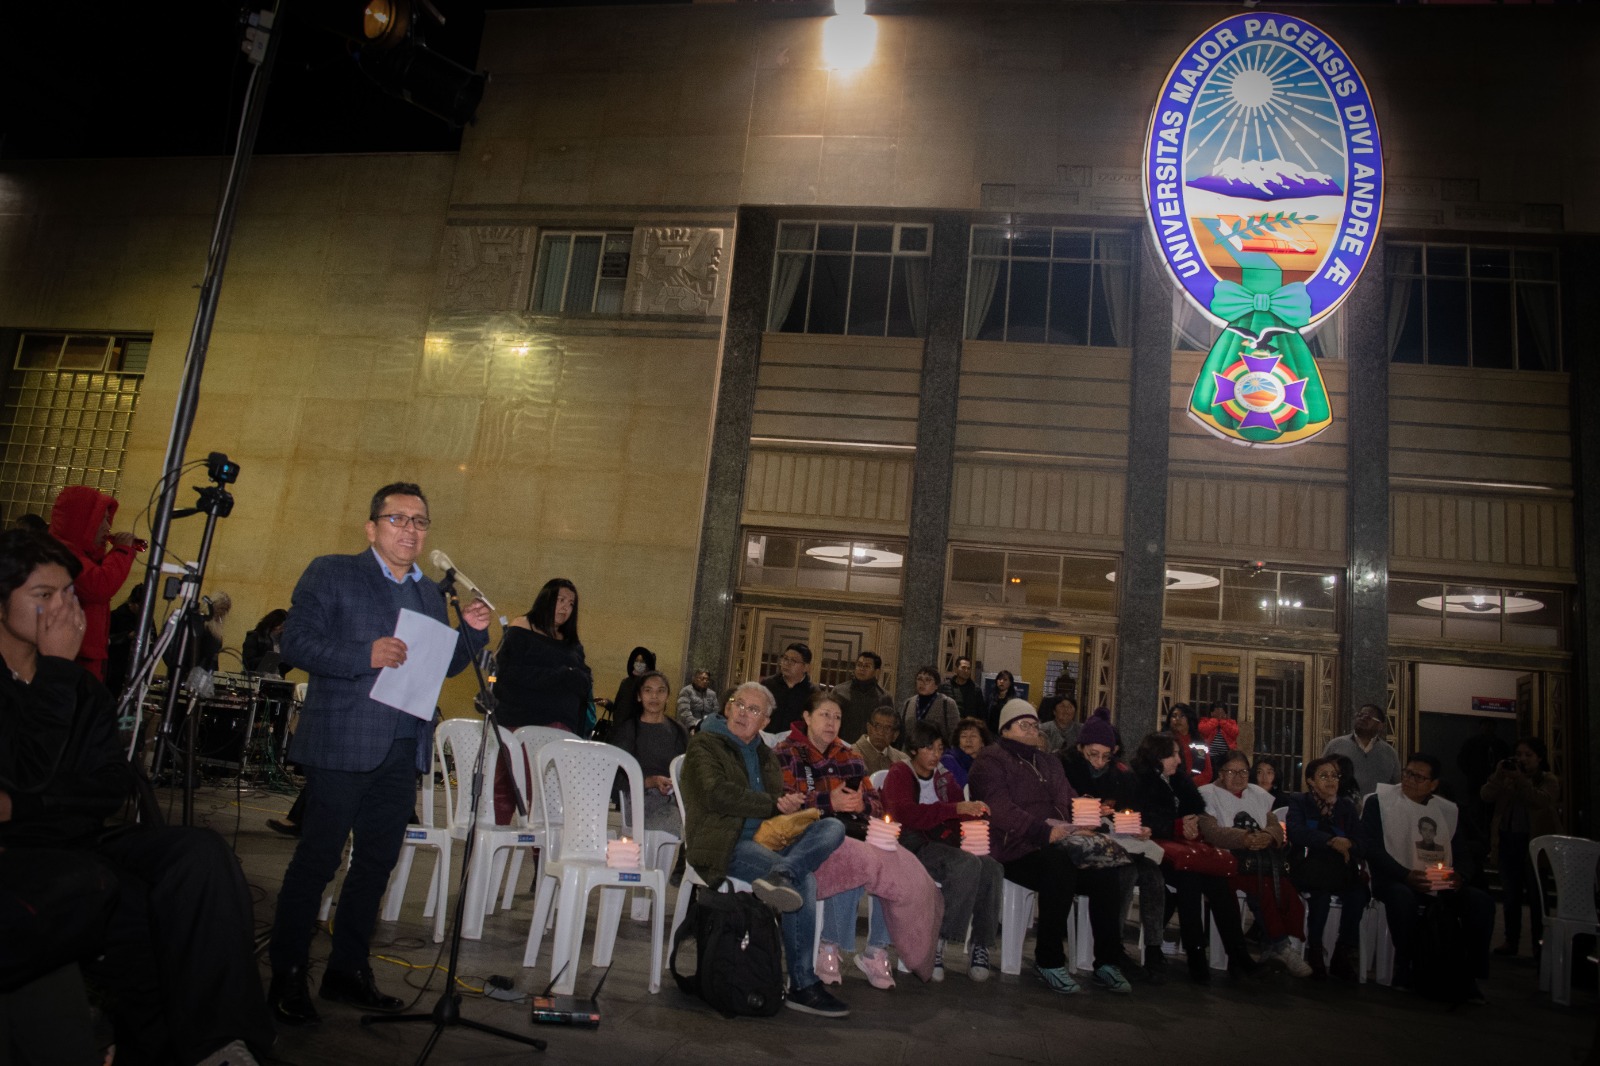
813, 837, 944, 981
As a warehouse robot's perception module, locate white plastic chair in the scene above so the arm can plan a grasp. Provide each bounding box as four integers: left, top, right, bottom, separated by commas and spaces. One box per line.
379, 735, 453, 942
522, 739, 667, 994
1531, 834, 1600, 1006
665, 754, 825, 976
999, 879, 1036, 975
489, 725, 570, 914
869, 769, 889, 790
435, 718, 538, 940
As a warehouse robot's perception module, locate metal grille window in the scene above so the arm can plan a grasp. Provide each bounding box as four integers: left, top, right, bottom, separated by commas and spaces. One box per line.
1387, 243, 1561, 370
768, 221, 931, 337
966, 226, 1132, 346
531, 230, 633, 314
0, 332, 147, 526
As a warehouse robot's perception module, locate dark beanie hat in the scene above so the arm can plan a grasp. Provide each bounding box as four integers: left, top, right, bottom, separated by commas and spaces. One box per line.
1079, 706, 1117, 749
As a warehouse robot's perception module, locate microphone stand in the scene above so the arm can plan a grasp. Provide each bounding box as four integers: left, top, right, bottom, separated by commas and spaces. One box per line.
362, 570, 544, 1061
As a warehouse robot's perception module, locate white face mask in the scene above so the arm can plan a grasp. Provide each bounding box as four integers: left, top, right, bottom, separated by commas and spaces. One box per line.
632, 661, 646, 676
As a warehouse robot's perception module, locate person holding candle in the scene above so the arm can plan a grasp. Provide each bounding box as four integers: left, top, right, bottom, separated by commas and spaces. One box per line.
1479, 736, 1562, 962
773, 693, 897, 989
881, 721, 1003, 982
1285, 756, 1369, 980
1061, 709, 1167, 981
606, 670, 688, 833
1198, 749, 1312, 977
941, 717, 991, 790
1362, 753, 1494, 1000
680, 681, 850, 1018
1129, 732, 1257, 982
969, 698, 1143, 994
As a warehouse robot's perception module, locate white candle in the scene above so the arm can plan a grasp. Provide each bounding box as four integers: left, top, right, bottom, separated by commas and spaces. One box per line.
960, 819, 990, 856
1113, 810, 1141, 834
1071, 797, 1100, 826
606, 836, 642, 869
866, 815, 901, 851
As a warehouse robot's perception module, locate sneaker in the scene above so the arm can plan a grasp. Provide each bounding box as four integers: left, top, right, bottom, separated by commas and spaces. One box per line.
752, 871, 804, 913
1271, 939, 1313, 979
1034, 963, 1082, 995
932, 942, 945, 982
1092, 964, 1132, 994
968, 944, 991, 983
1161, 937, 1183, 958
816, 942, 843, 985
195, 1041, 261, 1066
853, 947, 896, 990
786, 981, 850, 1018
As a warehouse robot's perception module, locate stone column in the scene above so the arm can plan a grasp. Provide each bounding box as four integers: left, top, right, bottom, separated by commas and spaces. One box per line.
1113, 240, 1174, 718
894, 212, 969, 703
1564, 236, 1600, 836
685, 207, 776, 688
1340, 233, 1389, 733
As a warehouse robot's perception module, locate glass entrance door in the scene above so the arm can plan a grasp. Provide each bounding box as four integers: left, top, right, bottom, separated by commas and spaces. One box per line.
735, 609, 898, 693
1182, 646, 1312, 788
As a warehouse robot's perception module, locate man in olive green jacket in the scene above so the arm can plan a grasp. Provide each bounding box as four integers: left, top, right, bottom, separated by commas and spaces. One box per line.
680, 681, 850, 1018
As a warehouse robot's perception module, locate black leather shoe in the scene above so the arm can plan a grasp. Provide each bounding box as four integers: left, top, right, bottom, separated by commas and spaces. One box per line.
268, 966, 322, 1026
319, 967, 404, 1012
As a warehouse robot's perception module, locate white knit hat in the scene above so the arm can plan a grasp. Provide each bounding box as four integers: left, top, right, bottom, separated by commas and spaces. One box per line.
998, 698, 1039, 733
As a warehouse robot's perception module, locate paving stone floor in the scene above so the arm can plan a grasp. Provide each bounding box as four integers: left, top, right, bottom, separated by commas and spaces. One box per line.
192, 784, 1598, 1066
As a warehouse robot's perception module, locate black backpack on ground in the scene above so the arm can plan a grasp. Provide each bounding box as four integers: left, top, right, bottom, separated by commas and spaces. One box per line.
1411, 890, 1475, 1004
669, 885, 785, 1018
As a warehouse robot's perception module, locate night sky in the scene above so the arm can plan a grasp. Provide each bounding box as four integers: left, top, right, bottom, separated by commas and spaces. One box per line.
0, 1, 676, 161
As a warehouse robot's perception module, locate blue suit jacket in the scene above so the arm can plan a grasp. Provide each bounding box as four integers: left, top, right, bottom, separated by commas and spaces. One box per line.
283, 550, 484, 773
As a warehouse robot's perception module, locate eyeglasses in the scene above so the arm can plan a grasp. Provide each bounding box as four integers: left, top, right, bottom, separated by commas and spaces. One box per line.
779, 654, 805, 667
1311, 771, 1342, 781
1400, 769, 1433, 783
1008, 719, 1041, 733
728, 699, 770, 718
374, 513, 431, 531
1221, 767, 1250, 777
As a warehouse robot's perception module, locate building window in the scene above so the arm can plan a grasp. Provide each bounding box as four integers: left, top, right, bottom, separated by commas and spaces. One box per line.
0, 332, 147, 526
531, 230, 633, 314
741, 531, 905, 598
966, 226, 1132, 346
1162, 564, 1338, 632
1387, 243, 1561, 370
947, 547, 1118, 614
1389, 579, 1565, 649
768, 221, 930, 337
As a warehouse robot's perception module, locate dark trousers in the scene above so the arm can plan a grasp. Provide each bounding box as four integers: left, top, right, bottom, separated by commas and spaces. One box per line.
0, 847, 116, 992
1003, 847, 1128, 969
1166, 869, 1249, 963
1306, 884, 1370, 948
1372, 877, 1495, 987
93, 826, 276, 1065
271, 737, 418, 973
1497, 831, 1541, 949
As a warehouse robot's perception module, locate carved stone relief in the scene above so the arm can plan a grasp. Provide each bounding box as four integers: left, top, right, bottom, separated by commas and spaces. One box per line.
628, 227, 725, 316
437, 225, 535, 312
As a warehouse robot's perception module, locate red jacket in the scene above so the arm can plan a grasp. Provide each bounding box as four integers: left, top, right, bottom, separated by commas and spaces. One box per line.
1197, 716, 1239, 755
880, 759, 969, 846
48, 486, 135, 676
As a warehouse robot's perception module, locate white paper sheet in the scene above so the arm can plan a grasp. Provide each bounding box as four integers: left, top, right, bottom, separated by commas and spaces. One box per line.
370, 608, 457, 720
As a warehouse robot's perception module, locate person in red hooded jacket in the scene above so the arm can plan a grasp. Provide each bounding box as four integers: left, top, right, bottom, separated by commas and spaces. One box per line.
47, 486, 141, 681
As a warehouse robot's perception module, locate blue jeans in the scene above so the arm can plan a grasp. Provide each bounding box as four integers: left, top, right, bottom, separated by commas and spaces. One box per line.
727, 818, 847, 989
270, 738, 419, 972
821, 888, 891, 950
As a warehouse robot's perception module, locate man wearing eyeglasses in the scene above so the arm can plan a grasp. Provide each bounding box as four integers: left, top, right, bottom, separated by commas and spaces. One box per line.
1322, 703, 1400, 798
267, 482, 490, 1026
760, 642, 814, 733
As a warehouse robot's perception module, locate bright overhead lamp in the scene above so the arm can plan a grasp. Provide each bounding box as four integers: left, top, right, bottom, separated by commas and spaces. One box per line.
805, 544, 903, 569
823, 0, 876, 71
1416, 593, 1544, 616
1105, 568, 1220, 591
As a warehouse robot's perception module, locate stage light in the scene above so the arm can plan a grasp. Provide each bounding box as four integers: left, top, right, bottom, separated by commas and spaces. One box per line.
351, 0, 490, 128
823, 2, 876, 71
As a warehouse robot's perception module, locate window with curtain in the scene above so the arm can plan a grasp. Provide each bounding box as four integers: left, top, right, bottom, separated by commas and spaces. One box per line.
531, 230, 633, 315
965, 226, 1132, 346
1387, 242, 1561, 370
767, 221, 931, 337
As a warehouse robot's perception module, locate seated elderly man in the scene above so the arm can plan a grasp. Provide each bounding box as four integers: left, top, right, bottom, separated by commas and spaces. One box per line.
1360, 752, 1494, 1001
853, 703, 909, 776
680, 681, 850, 1018
969, 698, 1143, 995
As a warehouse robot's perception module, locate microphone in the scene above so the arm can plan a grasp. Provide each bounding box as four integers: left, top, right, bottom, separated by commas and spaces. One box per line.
428, 550, 496, 611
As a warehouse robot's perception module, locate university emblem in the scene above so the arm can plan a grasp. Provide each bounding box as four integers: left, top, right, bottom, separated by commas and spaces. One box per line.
1143, 14, 1383, 447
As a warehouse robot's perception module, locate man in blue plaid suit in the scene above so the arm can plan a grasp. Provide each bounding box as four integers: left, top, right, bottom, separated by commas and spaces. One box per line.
267, 482, 490, 1025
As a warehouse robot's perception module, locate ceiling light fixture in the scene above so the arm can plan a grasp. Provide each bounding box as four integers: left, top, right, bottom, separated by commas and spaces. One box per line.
1415, 593, 1544, 616
1105, 568, 1221, 590
805, 544, 903, 569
